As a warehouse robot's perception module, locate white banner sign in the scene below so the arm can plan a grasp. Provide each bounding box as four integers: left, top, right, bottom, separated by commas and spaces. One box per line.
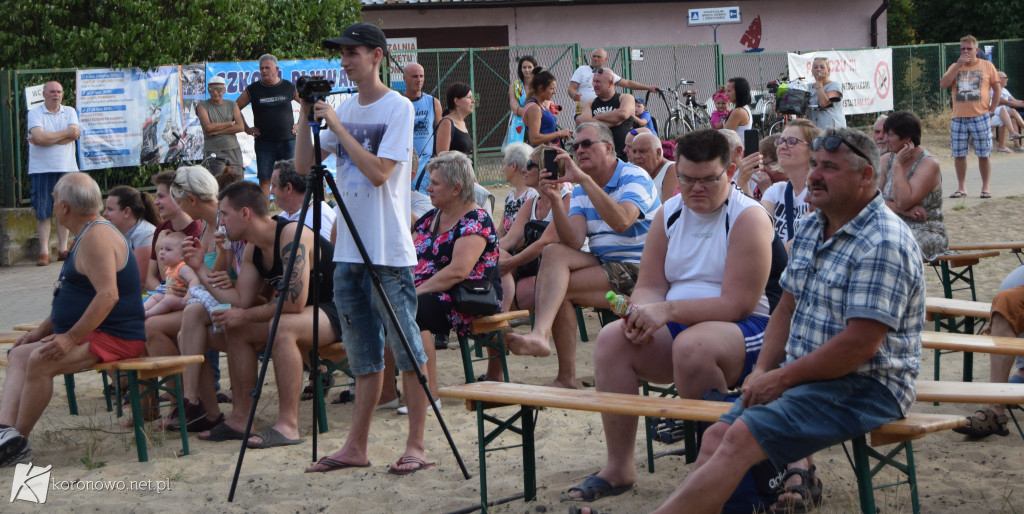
687, 7, 741, 26
786, 48, 893, 115
24, 84, 45, 110
387, 37, 418, 91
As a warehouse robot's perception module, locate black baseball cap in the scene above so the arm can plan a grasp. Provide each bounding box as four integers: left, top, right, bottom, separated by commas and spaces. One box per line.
323, 22, 388, 52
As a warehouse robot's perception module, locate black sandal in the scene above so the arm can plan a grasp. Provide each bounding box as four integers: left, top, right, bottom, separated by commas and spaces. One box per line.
771, 465, 823, 513
953, 409, 1009, 437
301, 373, 335, 401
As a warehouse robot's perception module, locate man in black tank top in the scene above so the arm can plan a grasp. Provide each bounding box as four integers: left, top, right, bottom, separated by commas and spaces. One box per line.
179, 181, 339, 447
236, 54, 300, 198
580, 67, 635, 161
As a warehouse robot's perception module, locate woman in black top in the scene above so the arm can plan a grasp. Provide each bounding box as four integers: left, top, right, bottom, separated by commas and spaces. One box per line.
435, 83, 475, 155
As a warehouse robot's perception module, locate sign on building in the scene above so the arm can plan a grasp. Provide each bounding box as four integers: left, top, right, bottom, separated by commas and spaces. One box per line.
687, 6, 741, 26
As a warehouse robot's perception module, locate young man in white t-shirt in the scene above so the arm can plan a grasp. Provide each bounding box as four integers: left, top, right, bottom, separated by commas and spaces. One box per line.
295, 22, 432, 475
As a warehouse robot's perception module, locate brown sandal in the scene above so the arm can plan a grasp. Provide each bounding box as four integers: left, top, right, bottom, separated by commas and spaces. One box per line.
953, 409, 1009, 437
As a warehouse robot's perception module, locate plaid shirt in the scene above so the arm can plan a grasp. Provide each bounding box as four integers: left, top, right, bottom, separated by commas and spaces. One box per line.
781, 193, 924, 415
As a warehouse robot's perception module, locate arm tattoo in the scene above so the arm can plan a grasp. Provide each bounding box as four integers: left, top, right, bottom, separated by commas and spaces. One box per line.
281, 241, 306, 304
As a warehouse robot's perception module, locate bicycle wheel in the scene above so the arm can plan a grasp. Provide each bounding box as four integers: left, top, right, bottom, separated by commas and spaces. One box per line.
664, 116, 685, 140
767, 120, 785, 135
693, 109, 711, 130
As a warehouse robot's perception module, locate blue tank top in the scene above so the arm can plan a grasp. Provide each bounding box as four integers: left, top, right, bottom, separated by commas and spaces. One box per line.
525, 98, 558, 144
52, 220, 146, 341
410, 93, 437, 193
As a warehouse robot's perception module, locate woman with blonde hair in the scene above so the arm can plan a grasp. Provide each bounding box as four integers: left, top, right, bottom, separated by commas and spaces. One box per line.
760, 119, 822, 244
807, 57, 846, 129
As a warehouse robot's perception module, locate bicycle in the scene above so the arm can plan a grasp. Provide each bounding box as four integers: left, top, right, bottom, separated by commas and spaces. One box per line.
646, 78, 711, 140
755, 73, 809, 135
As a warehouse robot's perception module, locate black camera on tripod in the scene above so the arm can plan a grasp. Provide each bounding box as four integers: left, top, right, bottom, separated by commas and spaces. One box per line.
296, 75, 334, 103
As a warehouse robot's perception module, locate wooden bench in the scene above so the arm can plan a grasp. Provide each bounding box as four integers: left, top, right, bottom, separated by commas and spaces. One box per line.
439, 381, 965, 514
0, 354, 203, 462
455, 310, 530, 385
926, 250, 1000, 300
925, 298, 993, 382
948, 241, 1024, 264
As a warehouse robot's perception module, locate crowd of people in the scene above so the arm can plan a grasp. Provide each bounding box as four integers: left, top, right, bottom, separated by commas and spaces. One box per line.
4, 27, 1024, 514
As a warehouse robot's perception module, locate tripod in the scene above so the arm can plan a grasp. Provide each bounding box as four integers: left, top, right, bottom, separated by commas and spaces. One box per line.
228, 90, 470, 501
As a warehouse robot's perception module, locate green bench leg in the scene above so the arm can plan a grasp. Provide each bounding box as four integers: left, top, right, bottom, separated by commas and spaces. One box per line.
64, 374, 78, 415
458, 331, 510, 384
574, 306, 589, 342
521, 405, 537, 502
126, 371, 147, 462
173, 375, 190, 458
849, 436, 920, 514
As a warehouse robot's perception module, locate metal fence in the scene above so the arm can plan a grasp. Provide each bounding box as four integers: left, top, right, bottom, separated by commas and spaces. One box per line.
5, 38, 1024, 206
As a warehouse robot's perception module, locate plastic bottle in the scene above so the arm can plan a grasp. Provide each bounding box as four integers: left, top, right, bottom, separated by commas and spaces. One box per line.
606, 291, 637, 318
575, 100, 583, 116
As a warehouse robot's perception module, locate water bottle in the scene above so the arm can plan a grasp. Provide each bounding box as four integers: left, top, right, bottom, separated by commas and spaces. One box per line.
606, 291, 637, 318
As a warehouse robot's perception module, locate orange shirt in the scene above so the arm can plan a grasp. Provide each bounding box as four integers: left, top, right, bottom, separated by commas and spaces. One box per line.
950, 59, 999, 119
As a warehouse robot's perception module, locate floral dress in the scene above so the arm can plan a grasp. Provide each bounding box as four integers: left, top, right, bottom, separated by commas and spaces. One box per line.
413, 208, 502, 335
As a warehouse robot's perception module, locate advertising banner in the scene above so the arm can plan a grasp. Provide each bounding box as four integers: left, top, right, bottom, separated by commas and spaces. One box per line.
787, 48, 893, 115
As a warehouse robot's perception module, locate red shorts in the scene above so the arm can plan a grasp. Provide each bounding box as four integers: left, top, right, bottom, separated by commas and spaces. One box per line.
78, 329, 146, 363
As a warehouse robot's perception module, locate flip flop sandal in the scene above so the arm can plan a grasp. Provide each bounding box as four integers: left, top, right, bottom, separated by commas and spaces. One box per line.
980, 192, 992, 199
301, 373, 335, 401
771, 465, 823, 513
246, 427, 305, 449
387, 456, 437, 475
305, 456, 371, 473
564, 474, 634, 502
332, 389, 354, 405
949, 191, 966, 199
199, 421, 245, 442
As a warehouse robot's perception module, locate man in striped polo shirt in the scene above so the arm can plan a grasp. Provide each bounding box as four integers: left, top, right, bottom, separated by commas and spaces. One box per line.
506, 122, 660, 389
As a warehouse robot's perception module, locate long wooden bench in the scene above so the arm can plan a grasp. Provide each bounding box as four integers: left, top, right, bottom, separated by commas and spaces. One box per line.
0, 354, 203, 462
439, 381, 965, 514
926, 250, 1000, 300
925, 298, 993, 381
948, 241, 1024, 264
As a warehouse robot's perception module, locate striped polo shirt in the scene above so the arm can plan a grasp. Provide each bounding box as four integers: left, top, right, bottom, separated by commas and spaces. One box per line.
568, 160, 660, 263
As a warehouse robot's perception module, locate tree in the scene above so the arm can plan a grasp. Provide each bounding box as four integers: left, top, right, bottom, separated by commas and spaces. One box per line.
0, 0, 362, 69
911, 0, 1024, 43
886, 0, 918, 46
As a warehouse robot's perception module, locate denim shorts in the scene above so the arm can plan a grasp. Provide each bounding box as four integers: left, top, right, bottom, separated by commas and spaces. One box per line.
668, 315, 768, 388
334, 262, 426, 376
719, 373, 903, 469
30, 172, 68, 221
951, 114, 993, 158
253, 138, 295, 180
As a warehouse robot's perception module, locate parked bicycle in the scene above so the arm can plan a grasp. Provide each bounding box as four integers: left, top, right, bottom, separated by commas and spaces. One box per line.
754, 73, 809, 136
646, 78, 711, 140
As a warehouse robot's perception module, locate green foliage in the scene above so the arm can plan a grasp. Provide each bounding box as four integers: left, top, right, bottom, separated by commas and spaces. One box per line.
886, 0, 918, 46
912, 0, 1024, 43
0, 0, 362, 69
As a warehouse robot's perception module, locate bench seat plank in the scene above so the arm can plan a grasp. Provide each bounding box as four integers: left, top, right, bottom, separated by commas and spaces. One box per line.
12, 322, 40, 332
0, 332, 23, 344
921, 331, 1024, 356
948, 241, 1024, 251
916, 380, 1024, 405
927, 250, 1000, 268
925, 297, 991, 319
869, 413, 966, 446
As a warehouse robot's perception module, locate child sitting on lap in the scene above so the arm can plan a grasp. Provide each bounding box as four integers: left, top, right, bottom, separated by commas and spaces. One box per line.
710, 89, 731, 130
143, 231, 199, 318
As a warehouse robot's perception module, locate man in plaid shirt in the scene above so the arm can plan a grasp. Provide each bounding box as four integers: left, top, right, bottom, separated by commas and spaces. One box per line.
653, 127, 925, 513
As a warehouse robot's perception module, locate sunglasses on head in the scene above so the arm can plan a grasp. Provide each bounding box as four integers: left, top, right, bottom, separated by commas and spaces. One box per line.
572, 138, 605, 152
811, 135, 872, 163
774, 136, 807, 148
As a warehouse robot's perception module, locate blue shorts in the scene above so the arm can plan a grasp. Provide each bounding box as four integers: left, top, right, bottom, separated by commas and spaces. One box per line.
951, 114, 993, 158
668, 315, 768, 388
253, 138, 295, 180
334, 262, 426, 376
719, 374, 903, 469
30, 172, 69, 221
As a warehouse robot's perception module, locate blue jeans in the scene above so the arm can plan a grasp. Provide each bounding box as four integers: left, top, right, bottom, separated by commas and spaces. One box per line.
253, 139, 295, 180
719, 374, 903, 469
334, 263, 426, 376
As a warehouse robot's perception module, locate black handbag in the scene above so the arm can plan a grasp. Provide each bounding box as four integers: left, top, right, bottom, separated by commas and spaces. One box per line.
777, 88, 810, 116
515, 219, 549, 278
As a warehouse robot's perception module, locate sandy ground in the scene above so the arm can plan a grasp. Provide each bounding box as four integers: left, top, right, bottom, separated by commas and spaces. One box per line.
0, 135, 1023, 513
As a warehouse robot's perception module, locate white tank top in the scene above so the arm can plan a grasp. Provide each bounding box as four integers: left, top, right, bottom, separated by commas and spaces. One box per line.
662, 186, 770, 317
734, 105, 753, 141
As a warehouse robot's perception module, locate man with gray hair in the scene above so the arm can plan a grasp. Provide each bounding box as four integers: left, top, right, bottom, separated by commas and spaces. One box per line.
1, 173, 146, 466
657, 127, 924, 513
506, 122, 660, 389
628, 132, 673, 198
237, 54, 301, 198
873, 114, 888, 153
271, 159, 336, 242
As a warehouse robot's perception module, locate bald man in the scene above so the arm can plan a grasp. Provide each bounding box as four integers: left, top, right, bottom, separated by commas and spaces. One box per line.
26, 81, 80, 266
404, 63, 443, 193
568, 48, 658, 104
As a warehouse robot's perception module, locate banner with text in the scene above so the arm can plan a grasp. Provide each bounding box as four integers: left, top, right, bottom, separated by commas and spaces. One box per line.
787, 48, 893, 115
76, 66, 183, 170
205, 59, 350, 181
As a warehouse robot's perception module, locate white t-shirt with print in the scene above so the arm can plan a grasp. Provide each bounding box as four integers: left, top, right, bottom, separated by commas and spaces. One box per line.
761, 181, 810, 242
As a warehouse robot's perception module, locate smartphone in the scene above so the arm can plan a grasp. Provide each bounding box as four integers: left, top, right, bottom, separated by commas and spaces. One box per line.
743, 128, 760, 157
543, 148, 561, 178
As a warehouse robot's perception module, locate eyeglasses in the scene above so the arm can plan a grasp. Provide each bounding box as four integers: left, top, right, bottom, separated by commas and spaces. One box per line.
677, 167, 728, 187
209, 86, 226, 92
775, 136, 807, 148
811, 135, 873, 163
572, 138, 606, 152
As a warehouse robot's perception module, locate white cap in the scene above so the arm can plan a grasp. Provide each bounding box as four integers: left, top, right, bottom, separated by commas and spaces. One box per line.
208, 76, 226, 85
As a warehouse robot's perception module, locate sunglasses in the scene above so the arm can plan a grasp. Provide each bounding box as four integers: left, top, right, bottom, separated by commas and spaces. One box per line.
572, 138, 606, 152
775, 136, 807, 148
677, 167, 728, 187
209, 86, 226, 92
811, 136, 872, 163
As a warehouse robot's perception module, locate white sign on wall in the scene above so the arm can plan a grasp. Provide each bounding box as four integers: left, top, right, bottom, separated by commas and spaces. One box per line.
24, 84, 46, 110
687, 7, 741, 26
786, 48, 894, 115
